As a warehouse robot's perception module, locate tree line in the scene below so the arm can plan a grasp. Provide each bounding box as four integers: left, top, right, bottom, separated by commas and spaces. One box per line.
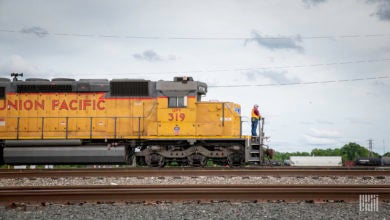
272, 142, 389, 162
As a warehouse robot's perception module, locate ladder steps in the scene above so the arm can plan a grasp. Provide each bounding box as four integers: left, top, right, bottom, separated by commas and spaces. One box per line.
248, 158, 261, 162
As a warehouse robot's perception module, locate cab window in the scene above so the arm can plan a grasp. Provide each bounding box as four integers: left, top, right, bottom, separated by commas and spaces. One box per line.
168, 96, 187, 108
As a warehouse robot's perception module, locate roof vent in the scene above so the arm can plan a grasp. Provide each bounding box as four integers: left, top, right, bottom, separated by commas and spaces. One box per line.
174, 76, 193, 82
52, 78, 76, 82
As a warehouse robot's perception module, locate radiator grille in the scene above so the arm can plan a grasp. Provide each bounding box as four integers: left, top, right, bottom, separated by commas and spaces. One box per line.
17, 84, 73, 93
110, 81, 149, 96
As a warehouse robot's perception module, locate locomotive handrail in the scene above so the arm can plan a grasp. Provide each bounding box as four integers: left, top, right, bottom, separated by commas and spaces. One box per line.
240, 116, 249, 138
144, 101, 158, 119
259, 117, 265, 146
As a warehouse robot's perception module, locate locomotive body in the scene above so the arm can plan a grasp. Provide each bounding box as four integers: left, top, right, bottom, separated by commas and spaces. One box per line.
0, 76, 265, 167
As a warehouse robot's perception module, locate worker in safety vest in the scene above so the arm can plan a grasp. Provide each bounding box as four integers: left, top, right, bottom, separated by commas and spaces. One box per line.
251, 104, 261, 136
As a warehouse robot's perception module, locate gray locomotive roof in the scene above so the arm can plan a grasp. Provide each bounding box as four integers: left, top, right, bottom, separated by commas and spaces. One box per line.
0, 78, 10, 82
0, 77, 207, 96
79, 79, 109, 82
25, 78, 50, 81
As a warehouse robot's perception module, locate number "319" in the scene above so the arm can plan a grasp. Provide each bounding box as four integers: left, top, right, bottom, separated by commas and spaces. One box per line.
168, 113, 185, 121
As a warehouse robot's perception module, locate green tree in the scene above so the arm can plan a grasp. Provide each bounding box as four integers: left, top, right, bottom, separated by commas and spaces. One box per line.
311, 148, 342, 156
272, 142, 381, 162
339, 142, 376, 161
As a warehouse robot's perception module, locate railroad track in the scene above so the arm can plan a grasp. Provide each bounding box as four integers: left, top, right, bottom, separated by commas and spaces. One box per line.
1, 168, 390, 178
1, 184, 389, 205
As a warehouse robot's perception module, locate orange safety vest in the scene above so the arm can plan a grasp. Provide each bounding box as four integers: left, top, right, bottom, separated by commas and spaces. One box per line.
251, 108, 261, 119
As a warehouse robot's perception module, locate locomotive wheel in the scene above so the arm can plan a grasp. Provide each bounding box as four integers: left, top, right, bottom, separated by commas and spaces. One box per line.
227, 152, 244, 167
187, 154, 207, 167
146, 153, 165, 168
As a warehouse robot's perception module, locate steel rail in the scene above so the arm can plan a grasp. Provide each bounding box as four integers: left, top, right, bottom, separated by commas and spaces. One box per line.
1, 184, 390, 204
1, 168, 390, 178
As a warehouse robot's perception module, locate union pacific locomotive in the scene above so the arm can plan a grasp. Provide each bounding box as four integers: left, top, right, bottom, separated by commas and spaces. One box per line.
0, 74, 267, 167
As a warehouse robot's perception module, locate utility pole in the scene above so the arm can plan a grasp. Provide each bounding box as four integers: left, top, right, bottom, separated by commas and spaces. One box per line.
368, 139, 373, 158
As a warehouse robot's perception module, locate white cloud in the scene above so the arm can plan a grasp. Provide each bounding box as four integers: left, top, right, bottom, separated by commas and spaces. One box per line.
302, 0, 328, 8
368, 0, 390, 21
345, 117, 374, 125
245, 30, 304, 53
306, 128, 341, 138
303, 135, 340, 145
244, 70, 301, 84
302, 128, 342, 145
20, 26, 48, 38
0, 55, 39, 76
133, 50, 176, 62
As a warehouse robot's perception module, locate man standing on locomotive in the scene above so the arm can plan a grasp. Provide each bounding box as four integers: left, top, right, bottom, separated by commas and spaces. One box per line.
251, 104, 261, 136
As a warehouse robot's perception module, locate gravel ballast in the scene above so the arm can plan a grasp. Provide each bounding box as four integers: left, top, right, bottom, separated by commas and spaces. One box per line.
0, 203, 389, 220
0, 176, 389, 187
2, 175, 389, 219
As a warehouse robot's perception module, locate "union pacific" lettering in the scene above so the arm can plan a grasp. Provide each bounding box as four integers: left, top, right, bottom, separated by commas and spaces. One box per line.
0, 99, 105, 111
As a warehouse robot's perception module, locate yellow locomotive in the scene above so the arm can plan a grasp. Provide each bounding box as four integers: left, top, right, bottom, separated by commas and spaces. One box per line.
0, 74, 266, 167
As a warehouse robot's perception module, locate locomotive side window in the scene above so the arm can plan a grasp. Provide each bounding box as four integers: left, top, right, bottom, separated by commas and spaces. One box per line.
0, 87, 5, 99
168, 96, 187, 108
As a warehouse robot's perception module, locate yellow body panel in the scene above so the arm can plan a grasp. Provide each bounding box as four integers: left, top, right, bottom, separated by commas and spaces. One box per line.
0, 93, 242, 140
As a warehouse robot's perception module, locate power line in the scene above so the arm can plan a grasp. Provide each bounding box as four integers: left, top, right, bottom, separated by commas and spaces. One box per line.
1, 28, 390, 40
208, 75, 389, 88
96, 58, 390, 75
2, 56, 388, 82
7, 58, 389, 81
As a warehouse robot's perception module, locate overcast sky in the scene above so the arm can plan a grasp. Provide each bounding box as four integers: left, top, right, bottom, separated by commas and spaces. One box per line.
1, 0, 389, 153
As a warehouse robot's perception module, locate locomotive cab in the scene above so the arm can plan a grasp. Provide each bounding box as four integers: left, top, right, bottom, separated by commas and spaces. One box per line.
135, 76, 248, 166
